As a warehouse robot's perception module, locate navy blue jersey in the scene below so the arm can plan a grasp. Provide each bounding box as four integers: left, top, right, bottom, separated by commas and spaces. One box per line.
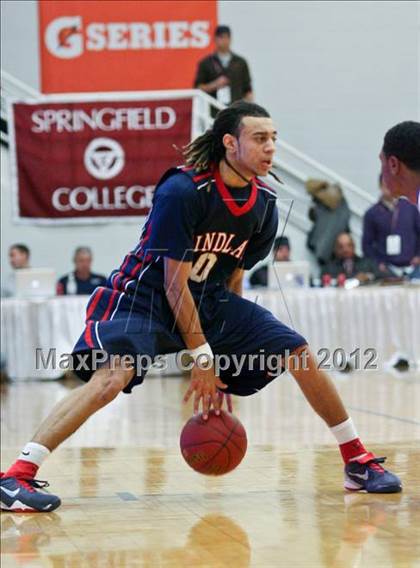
108, 166, 278, 295
73, 166, 307, 394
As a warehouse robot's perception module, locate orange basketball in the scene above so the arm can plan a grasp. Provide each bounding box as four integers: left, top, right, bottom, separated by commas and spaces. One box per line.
180, 410, 247, 475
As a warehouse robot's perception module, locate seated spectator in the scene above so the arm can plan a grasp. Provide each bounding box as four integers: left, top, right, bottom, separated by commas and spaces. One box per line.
321, 233, 386, 284
2, 243, 31, 296
57, 247, 107, 295
9, 243, 30, 270
249, 236, 290, 287
362, 174, 420, 278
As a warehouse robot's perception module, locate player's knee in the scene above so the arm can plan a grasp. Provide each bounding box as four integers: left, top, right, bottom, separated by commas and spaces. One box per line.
88, 367, 134, 406
100, 377, 123, 404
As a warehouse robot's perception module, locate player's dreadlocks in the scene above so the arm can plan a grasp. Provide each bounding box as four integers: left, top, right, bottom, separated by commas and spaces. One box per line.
182, 101, 271, 173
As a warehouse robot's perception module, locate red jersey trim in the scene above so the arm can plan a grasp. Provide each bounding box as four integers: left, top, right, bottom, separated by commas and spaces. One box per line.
100, 290, 119, 321
86, 287, 105, 321
84, 321, 94, 348
192, 171, 213, 183
214, 169, 258, 217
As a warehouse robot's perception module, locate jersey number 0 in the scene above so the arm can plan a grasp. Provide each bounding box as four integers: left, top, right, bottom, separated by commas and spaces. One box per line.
190, 253, 218, 282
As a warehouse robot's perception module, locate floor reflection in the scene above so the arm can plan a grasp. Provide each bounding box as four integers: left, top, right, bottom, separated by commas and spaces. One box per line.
1, 513, 251, 568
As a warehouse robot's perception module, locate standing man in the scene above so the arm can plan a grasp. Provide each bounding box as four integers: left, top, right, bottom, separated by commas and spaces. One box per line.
362, 175, 420, 277
194, 25, 253, 106
380, 121, 420, 207
57, 246, 107, 295
1, 102, 401, 513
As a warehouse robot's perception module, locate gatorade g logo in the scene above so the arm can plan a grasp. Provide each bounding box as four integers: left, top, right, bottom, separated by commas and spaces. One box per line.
45, 17, 83, 59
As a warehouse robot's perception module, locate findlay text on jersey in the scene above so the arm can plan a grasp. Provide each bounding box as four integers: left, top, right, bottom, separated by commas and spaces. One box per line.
194, 232, 248, 259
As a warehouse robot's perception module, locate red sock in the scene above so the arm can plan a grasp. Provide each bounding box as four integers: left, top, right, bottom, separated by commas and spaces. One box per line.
5, 459, 39, 480
339, 438, 368, 464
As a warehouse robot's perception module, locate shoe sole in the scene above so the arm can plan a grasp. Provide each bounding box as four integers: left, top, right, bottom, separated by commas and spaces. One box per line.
1, 500, 61, 513
1, 507, 39, 513
344, 478, 402, 493
344, 477, 364, 491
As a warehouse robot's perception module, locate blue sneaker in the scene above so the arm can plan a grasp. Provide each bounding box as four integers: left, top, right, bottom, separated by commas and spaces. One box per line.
0, 474, 61, 512
344, 454, 402, 493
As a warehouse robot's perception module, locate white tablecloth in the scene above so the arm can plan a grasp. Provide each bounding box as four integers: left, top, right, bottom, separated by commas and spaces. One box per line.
1, 296, 88, 380
247, 286, 420, 369
1, 286, 419, 380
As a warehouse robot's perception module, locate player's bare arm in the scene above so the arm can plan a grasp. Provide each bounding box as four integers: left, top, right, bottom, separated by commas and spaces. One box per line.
164, 257, 227, 419
227, 267, 244, 296
163, 257, 206, 349
212, 269, 241, 413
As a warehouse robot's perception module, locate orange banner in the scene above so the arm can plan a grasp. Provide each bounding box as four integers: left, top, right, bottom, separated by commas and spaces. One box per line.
38, 0, 217, 93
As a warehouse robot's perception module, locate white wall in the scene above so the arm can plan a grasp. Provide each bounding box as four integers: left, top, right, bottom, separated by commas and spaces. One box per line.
219, 0, 419, 192
1, 0, 39, 90
1, 1, 419, 285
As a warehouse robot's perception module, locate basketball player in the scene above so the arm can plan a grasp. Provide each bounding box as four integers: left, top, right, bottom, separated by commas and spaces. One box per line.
380, 121, 420, 207
1, 102, 401, 512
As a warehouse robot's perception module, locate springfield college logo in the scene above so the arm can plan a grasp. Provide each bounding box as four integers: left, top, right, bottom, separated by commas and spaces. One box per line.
12, 98, 193, 221
45, 16, 210, 59
39, 106, 176, 213
83, 138, 125, 180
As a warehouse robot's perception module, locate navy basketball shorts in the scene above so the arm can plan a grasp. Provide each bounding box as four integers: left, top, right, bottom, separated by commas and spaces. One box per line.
72, 285, 307, 396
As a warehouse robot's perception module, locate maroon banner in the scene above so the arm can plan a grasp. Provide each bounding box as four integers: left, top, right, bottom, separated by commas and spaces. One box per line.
11, 97, 192, 222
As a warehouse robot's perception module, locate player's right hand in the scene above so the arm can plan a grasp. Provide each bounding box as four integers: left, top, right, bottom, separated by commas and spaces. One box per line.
218, 391, 233, 413
183, 364, 227, 420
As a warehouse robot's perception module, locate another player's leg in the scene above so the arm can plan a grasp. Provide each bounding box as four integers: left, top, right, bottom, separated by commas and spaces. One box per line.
0, 361, 134, 512
289, 347, 402, 493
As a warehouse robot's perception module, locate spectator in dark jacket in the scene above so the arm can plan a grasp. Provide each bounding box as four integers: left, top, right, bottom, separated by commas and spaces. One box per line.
249, 236, 290, 287
57, 247, 107, 295
306, 180, 351, 266
194, 25, 253, 107
322, 233, 386, 283
362, 175, 420, 276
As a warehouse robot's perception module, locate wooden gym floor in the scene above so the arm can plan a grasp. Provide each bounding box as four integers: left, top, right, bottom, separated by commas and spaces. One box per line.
1, 369, 419, 567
